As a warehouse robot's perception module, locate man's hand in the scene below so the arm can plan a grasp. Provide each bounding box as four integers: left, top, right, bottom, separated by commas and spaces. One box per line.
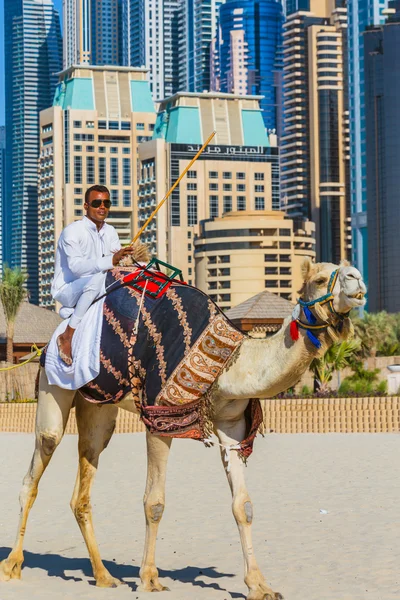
112, 246, 135, 266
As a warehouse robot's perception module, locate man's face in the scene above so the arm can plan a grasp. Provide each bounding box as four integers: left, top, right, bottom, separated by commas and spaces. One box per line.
84, 190, 111, 224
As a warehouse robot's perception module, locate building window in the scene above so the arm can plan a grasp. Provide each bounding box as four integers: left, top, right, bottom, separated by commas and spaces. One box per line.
73, 120, 82, 128
279, 241, 291, 249
110, 147, 118, 154
255, 172, 264, 180
74, 156, 82, 184
188, 243, 192, 251
109, 121, 119, 130
265, 267, 278, 275
123, 189, 131, 207
86, 121, 94, 128
187, 231, 192, 239
237, 172, 245, 179
220, 255, 230, 263
111, 189, 119, 206
86, 156, 95, 184
223, 196, 232, 213
99, 157, 106, 185
209, 182, 218, 191
188, 267, 192, 275
74, 145, 82, 152
122, 147, 130, 154
110, 157, 118, 185
99, 120, 107, 129
75, 209, 83, 216
264, 254, 278, 262
209, 171, 218, 179
223, 172, 232, 179
209, 195, 218, 218
220, 294, 231, 302
220, 268, 230, 276
74, 187, 82, 195
237, 183, 246, 191
219, 281, 230, 289
187, 170, 197, 179
187, 195, 197, 226
121, 122, 131, 130
74, 198, 83, 205
265, 281, 278, 288
279, 229, 291, 236
123, 158, 131, 185
187, 182, 197, 190
99, 146, 106, 153
255, 197, 265, 210
87, 145, 94, 152
149, 123, 155, 131
136, 122, 145, 130
255, 185, 264, 193
223, 183, 232, 191
237, 196, 246, 211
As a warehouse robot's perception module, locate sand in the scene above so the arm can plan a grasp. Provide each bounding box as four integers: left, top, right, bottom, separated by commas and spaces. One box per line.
0, 432, 399, 600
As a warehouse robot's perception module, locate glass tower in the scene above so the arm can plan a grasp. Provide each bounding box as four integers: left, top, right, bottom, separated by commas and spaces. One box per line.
215, 0, 284, 131
4, 0, 62, 303
347, 0, 388, 289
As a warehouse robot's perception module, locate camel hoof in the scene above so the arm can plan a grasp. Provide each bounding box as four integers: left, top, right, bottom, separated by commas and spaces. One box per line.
0, 558, 23, 582
95, 575, 123, 588
138, 583, 170, 592
266, 594, 284, 600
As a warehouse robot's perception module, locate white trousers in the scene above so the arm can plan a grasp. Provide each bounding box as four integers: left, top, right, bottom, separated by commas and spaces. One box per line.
54, 272, 106, 330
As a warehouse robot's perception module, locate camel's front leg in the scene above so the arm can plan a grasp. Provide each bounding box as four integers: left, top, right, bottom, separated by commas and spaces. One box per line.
138, 431, 172, 592
71, 394, 121, 588
0, 369, 75, 581
215, 417, 283, 600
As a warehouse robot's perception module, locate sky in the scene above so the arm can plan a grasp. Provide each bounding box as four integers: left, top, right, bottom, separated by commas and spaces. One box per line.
0, 0, 63, 127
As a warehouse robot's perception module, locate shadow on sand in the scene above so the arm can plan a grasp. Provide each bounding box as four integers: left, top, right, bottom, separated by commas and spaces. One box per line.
0, 547, 244, 597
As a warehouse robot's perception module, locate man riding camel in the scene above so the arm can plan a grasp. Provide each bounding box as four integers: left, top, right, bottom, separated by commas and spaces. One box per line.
52, 184, 134, 365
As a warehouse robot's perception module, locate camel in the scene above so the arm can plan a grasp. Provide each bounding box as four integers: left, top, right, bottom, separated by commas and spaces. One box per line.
0, 258, 366, 600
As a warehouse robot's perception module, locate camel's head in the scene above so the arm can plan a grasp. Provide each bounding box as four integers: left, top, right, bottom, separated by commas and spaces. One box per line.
299, 257, 367, 318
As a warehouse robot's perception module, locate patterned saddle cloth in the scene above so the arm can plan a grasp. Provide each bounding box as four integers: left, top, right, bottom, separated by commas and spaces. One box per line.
78, 268, 263, 458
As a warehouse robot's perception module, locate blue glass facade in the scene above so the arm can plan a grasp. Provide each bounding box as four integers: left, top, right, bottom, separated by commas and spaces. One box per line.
348, 0, 388, 291
216, 0, 284, 131
4, 0, 62, 302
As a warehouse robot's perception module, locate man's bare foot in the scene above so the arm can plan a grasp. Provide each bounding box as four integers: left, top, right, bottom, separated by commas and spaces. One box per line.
56, 326, 75, 365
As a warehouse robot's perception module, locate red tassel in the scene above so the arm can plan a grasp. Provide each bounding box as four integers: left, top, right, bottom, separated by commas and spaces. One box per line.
290, 320, 299, 341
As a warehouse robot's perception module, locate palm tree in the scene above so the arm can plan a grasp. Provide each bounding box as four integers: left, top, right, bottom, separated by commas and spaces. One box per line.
0, 267, 27, 363
352, 311, 397, 358
310, 339, 361, 393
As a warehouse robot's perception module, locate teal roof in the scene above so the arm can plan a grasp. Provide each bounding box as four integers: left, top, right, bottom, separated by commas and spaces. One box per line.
53, 78, 94, 110
153, 106, 202, 144
242, 110, 269, 147
130, 80, 155, 113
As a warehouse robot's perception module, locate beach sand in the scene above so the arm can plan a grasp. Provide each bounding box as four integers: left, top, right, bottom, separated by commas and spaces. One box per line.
0, 432, 399, 600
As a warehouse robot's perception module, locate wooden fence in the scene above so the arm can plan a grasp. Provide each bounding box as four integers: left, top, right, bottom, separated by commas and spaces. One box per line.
1, 397, 399, 434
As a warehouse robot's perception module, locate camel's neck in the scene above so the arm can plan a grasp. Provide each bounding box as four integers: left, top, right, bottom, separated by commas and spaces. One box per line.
215, 316, 332, 400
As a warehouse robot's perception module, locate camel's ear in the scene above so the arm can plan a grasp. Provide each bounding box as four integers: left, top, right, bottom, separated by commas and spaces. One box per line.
340, 259, 350, 267
301, 257, 313, 282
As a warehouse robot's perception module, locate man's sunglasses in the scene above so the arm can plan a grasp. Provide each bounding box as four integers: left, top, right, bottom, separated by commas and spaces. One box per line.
88, 199, 111, 209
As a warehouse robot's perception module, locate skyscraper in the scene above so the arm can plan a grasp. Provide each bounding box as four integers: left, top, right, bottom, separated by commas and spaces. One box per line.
179, 0, 225, 94
63, 0, 91, 67
364, 0, 400, 311
63, 0, 123, 68
281, 0, 351, 264
4, 0, 62, 303
123, 0, 181, 99
0, 127, 5, 276
212, 0, 284, 132
347, 0, 388, 290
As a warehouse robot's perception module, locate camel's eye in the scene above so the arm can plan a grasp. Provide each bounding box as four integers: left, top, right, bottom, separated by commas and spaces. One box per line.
315, 277, 327, 286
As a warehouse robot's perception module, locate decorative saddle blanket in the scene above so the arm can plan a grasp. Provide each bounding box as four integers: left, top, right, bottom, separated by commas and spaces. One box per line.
76, 268, 263, 458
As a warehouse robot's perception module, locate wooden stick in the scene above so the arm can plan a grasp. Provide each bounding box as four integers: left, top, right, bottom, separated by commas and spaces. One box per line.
130, 130, 216, 245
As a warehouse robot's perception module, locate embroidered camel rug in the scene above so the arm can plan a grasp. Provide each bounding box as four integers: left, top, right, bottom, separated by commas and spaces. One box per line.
75, 268, 263, 458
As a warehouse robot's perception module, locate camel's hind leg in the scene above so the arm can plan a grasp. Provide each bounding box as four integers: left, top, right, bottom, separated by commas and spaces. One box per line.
215, 416, 283, 600
71, 394, 121, 588
138, 431, 172, 592
0, 369, 75, 581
